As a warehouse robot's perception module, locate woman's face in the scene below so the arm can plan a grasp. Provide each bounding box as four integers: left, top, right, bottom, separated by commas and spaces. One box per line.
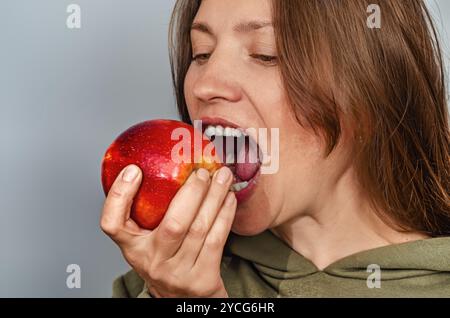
184, 0, 351, 235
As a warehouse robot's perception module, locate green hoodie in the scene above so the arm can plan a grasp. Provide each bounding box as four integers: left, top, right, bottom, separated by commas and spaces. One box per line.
112, 230, 450, 298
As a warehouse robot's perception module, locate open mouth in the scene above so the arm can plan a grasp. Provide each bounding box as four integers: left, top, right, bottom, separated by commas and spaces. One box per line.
201, 118, 262, 203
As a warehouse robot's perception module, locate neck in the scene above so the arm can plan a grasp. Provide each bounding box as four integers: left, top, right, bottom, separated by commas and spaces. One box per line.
271, 167, 428, 270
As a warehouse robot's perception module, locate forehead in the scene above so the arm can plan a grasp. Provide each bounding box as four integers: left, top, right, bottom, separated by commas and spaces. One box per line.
193, 0, 273, 31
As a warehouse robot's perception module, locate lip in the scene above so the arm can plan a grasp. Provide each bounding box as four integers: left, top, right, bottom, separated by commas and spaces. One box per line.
197, 116, 261, 205
199, 116, 242, 131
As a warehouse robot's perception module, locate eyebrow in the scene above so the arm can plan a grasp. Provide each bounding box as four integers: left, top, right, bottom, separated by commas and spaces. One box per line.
190, 20, 273, 36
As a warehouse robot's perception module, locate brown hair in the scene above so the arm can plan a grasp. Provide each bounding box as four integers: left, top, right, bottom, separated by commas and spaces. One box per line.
168, 0, 450, 236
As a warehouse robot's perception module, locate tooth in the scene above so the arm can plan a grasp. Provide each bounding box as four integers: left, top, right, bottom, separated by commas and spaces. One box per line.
224, 127, 232, 137
205, 126, 216, 137
233, 129, 242, 138
215, 125, 224, 136
231, 181, 249, 192
226, 152, 235, 164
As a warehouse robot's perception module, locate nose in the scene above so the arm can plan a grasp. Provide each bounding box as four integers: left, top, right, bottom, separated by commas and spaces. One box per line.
192, 50, 243, 104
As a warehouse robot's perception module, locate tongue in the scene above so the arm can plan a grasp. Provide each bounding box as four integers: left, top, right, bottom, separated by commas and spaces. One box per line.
235, 140, 260, 181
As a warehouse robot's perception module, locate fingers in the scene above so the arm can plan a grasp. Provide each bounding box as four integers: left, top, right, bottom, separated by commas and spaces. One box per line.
100, 164, 142, 244
173, 167, 234, 267
153, 168, 211, 261
194, 191, 237, 271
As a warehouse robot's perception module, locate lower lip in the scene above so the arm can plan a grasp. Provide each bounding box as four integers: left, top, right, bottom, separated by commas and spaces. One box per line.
233, 168, 261, 205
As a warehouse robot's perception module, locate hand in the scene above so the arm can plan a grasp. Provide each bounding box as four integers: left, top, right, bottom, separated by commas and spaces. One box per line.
100, 164, 236, 298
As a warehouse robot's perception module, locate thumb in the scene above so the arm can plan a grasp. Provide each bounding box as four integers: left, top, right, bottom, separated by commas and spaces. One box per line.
100, 164, 142, 239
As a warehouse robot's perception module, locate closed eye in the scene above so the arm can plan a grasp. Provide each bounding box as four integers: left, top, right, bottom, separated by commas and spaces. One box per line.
250, 54, 278, 66
191, 53, 278, 66
191, 53, 211, 64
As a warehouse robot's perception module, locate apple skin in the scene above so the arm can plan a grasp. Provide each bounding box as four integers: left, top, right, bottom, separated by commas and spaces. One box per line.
101, 119, 223, 230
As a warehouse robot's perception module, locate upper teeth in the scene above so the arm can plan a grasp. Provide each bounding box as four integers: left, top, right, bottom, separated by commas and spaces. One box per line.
204, 125, 243, 138
226, 152, 235, 164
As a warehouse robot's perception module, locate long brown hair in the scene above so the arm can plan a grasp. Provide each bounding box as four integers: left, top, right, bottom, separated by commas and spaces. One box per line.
168, 0, 450, 236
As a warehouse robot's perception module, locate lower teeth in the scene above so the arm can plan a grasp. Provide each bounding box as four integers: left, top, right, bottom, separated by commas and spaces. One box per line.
231, 181, 249, 192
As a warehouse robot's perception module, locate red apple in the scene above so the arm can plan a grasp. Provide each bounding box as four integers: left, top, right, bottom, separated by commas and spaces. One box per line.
101, 119, 223, 230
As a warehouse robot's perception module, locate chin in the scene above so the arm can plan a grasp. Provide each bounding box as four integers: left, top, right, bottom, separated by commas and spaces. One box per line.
231, 222, 267, 236
230, 174, 278, 236
230, 192, 273, 236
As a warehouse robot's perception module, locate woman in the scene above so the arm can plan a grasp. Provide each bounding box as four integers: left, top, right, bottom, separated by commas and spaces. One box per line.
101, 0, 450, 297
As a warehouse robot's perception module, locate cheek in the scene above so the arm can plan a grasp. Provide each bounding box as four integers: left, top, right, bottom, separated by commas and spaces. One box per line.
183, 67, 198, 117
255, 72, 285, 112
281, 124, 323, 172
279, 98, 324, 164
283, 111, 324, 171
230, 96, 325, 232
273, 107, 326, 217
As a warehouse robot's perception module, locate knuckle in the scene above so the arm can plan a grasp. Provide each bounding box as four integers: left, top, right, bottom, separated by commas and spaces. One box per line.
205, 235, 224, 249
148, 265, 163, 283
212, 178, 229, 191
108, 186, 127, 200
123, 250, 140, 268
100, 217, 118, 236
160, 219, 185, 240
188, 220, 207, 239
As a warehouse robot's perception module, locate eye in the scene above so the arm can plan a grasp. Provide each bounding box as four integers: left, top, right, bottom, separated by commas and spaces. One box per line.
251, 54, 278, 66
191, 53, 211, 64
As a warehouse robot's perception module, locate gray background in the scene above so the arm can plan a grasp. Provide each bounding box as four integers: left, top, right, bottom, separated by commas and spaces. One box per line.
0, 0, 448, 297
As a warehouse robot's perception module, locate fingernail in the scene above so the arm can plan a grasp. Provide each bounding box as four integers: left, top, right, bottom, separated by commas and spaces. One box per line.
215, 167, 231, 185
196, 168, 210, 182
123, 165, 139, 182
224, 192, 236, 207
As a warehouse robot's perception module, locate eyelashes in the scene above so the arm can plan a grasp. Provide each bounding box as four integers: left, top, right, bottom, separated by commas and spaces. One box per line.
191, 53, 278, 66
191, 53, 211, 63
250, 54, 278, 66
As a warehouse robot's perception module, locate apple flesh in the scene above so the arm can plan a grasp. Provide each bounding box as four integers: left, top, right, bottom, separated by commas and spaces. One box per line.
101, 119, 223, 230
